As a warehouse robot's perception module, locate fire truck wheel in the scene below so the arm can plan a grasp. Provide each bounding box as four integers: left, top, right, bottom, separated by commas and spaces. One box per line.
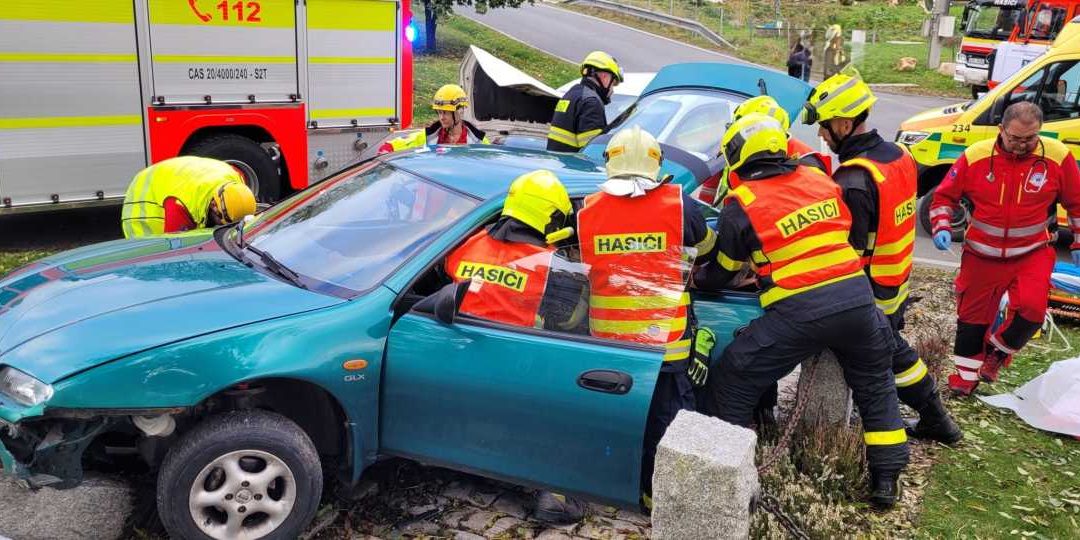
187, 134, 282, 202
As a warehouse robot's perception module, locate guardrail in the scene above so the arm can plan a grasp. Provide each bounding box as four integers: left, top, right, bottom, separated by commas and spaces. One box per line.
563, 0, 737, 50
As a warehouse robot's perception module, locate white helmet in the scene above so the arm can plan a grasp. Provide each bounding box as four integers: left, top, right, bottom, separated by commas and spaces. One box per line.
603, 125, 663, 181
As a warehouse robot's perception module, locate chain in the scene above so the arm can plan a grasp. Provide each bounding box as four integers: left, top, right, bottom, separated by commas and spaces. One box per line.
757, 353, 821, 475
757, 491, 812, 540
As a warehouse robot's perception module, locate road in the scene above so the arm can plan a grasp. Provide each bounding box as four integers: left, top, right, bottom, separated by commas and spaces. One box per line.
459, 3, 980, 268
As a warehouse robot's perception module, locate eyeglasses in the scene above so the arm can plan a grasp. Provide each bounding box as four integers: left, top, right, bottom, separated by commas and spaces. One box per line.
1001, 129, 1040, 145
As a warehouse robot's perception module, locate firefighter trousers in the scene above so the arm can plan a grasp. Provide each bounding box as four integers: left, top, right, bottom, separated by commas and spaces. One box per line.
707, 304, 910, 475
641, 362, 695, 497
888, 301, 936, 412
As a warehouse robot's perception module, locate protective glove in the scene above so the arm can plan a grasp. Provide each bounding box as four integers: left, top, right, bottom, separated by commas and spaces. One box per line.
1072, 250, 1080, 267
688, 356, 709, 388
933, 230, 951, 251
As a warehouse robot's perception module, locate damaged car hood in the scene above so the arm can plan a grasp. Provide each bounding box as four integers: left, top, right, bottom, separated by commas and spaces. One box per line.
0, 233, 340, 384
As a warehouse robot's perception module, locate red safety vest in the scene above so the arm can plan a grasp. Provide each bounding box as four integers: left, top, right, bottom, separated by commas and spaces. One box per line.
577, 184, 690, 350
445, 230, 554, 328
727, 166, 865, 308
841, 147, 918, 313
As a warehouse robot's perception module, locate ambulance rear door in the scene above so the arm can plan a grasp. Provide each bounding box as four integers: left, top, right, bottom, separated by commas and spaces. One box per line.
145, 0, 300, 104
0, 1, 146, 210
304, 0, 401, 128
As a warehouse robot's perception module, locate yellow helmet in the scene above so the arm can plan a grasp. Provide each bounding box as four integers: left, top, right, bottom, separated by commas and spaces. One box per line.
801, 65, 876, 124
212, 181, 257, 224
733, 95, 790, 131
502, 170, 573, 236
721, 113, 788, 172
581, 51, 624, 83
432, 84, 468, 112
604, 125, 663, 181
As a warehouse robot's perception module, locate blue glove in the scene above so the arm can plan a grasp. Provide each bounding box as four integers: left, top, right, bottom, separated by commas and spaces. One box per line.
933, 230, 951, 251
1072, 250, 1080, 267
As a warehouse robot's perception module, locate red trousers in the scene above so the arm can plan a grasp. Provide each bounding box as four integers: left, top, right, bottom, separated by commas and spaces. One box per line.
955, 246, 1055, 327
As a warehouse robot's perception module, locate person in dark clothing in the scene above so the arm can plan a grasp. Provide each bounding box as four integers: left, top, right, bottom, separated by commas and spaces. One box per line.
804, 71, 962, 444
696, 113, 909, 511
787, 42, 812, 82
547, 51, 623, 152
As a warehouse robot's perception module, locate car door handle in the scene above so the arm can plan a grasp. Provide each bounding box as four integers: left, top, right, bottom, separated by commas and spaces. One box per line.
1063, 138, 1080, 145
577, 370, 633, 395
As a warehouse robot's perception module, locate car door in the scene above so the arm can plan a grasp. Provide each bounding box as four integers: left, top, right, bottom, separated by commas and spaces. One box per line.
380, 302, 661, 507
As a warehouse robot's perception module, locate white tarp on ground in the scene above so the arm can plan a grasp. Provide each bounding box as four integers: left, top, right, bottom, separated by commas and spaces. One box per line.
980, 357, 1080, 437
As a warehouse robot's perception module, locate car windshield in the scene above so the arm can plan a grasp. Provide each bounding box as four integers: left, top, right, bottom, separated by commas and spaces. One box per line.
609, 89, 744, 159
964, 3, 1022, 40
605, 93, 638, 123
239, 163, 478, 295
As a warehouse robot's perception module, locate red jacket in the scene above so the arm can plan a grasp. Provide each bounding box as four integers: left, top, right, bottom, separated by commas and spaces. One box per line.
931, 137, 1080, 258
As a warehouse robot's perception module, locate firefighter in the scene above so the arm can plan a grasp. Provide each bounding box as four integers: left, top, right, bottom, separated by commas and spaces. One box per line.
444, 169, 586, 332
121, 156, 256, 239
803, 72, 962, 444
698, 94, 829, 204
546, 51, 623, 152
576, 125, 716, 510
696, 114, 909, 510
378, 84, 488, 154
930, 102, 1080, 395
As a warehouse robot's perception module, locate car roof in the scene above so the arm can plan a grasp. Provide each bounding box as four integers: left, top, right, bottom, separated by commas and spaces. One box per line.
382, 145, 608, 200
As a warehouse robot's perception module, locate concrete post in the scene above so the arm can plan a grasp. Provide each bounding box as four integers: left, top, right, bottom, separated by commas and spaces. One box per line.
797, 350, 854, 428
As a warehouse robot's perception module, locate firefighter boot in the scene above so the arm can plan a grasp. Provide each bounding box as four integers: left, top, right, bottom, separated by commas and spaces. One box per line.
868, 471, 901, 511
533, 491, 586, 525
907, 394, 963, 445
947, 372, 979, 396
978, 344, 1013, 383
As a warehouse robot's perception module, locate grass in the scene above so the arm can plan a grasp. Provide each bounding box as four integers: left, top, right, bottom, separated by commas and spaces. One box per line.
0, 251, 49, 276
562, 0, 971, 98
916, 324, 1080, 538
411, 8, 577, 126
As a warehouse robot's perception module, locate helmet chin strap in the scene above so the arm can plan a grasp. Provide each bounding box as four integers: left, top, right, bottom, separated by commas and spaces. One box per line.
825, 116, 864, 151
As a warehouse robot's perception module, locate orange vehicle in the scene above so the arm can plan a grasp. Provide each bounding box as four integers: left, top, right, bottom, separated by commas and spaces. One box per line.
955, 0, 1026, 98
988, 0, 1080, 88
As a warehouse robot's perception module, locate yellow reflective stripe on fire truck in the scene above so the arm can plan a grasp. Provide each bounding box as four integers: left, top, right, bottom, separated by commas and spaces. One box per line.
148, 0, 295, 28
0, 115, 142, 130
5, 1, 134, 23
310, 108, 396, 120
308, 57, 396, 65
307, 0, 397, 31
589, 293, 690, 310
0, 52, 136, 63
152, 55, 296, 64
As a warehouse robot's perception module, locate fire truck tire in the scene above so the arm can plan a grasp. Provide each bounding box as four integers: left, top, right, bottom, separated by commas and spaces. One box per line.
187, 134, 282, 202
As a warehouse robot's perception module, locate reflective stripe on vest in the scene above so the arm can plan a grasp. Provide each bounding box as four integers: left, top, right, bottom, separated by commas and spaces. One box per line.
842, 147, 917, 292
732, 166, 865, 308
121, 157, 238, 238
578, 184, 690, 350
445, 229, 555, 328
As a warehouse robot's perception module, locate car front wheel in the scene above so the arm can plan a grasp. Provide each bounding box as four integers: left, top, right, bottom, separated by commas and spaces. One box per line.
157, 410, 322, 540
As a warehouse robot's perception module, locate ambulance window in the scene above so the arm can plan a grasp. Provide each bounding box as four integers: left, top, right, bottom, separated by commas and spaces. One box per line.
1041, 61, 1080, 121
1006, 67, 1048, 109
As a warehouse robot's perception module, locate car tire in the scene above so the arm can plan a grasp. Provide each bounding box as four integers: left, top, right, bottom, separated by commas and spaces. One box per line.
917, 193, 970, 242
157, 410, 322, 540
187, 134, 283, 203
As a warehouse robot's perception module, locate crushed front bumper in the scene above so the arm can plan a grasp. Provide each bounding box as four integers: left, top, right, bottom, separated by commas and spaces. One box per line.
0, 415, 112, 489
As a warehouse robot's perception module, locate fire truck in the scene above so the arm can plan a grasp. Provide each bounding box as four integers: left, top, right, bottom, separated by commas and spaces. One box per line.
0, 0, 414, 213
954, 0, 1026, 97
989, 0, 1080, 87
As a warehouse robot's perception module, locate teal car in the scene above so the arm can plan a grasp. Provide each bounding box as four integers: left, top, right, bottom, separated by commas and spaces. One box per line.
0, 146, 761, 539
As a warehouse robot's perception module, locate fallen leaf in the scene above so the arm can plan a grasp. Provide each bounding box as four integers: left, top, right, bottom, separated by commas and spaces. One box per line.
969, 504, 988, 512
999, 511, 1016, 520
1012, 505, 1035, 512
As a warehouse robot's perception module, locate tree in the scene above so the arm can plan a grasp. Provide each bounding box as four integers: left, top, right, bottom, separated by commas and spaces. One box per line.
421, 0, 534, 52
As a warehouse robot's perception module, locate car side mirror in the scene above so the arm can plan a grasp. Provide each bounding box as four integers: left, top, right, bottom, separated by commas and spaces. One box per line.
414, 281, 469, 325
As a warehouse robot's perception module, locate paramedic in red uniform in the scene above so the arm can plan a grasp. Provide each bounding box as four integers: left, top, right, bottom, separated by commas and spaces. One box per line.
930, 102, 1080, 395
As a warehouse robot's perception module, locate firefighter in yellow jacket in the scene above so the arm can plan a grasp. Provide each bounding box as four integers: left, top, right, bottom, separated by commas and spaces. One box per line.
378, 84, 489, 154
121, 156, 257, 238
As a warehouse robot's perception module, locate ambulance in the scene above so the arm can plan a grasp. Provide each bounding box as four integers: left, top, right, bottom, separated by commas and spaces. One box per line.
955, 0, 1026, 97
0, 0, 414, 212
899, 15, 1080, 237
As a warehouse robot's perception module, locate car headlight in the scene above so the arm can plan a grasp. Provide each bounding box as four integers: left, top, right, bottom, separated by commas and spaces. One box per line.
956, 53, 967, 64
897, 131, 930, 145
0, 367, 54, 406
